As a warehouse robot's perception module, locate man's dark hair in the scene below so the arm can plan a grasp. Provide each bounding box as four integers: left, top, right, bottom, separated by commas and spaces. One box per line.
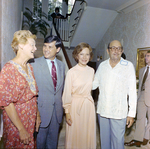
147, 50, 150, 53
107, 41, 123, 50
44, 35, 62, 49
55, 7, 60, 12
107, 42, 110, 49
121, 53, 126, 59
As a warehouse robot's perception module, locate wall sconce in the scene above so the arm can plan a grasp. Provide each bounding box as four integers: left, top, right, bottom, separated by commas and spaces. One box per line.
97, 56, 102, 61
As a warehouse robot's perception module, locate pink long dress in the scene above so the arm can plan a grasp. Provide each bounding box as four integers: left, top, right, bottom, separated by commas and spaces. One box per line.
62, 64, 96, 149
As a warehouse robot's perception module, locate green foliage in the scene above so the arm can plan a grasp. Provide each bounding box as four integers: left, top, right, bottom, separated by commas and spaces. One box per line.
22, 7, 50, 37
33, 0, 42, 18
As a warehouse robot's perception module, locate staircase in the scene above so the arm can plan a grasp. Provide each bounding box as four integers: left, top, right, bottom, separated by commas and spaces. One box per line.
35, 38, 44, 58
54, 1, 118, 49
35, 0, 119, 71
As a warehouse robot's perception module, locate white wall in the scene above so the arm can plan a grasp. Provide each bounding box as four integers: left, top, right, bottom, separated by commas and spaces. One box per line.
96, 2, 150, 68
0, 0, 23, 68
23, 0, 33, 11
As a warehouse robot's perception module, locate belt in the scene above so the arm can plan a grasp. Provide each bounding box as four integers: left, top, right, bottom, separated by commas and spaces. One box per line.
72, 94, 94, 115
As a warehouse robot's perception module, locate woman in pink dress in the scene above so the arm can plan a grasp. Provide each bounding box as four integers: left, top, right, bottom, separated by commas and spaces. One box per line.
0, 30, 41, 148
62, 43, 96, 149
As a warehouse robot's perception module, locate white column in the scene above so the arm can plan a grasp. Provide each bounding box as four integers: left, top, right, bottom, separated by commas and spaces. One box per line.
42, 0, 48, 19
62, 1, 68, 17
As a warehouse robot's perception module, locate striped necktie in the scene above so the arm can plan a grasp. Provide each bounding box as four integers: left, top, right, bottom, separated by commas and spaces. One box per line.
51, 61, 57, 90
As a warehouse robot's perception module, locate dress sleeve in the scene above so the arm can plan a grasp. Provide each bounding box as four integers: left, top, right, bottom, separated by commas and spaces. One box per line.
62, 70, 72, 113
0, 64, 18, 107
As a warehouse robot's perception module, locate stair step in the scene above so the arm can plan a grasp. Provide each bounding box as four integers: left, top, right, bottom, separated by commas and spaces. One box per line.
77, 9, 82, 13
74, 16, 79, 20
34, 50, 43, 58
72, 24, 76, 27
70, 30, 74, 33
35, 38, 44, 58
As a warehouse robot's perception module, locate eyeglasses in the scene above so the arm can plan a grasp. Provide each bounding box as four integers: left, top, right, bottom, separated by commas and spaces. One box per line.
109, 46, 123, 52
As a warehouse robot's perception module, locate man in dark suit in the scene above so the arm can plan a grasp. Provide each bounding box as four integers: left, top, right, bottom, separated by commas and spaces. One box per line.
31, 35, 65, 149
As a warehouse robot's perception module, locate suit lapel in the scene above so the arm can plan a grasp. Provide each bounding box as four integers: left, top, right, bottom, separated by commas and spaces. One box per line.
40, 57, 54, 90
56, 59, 63, 92
138, 67, 146, 94
146, 68, 150, 81
139, 67, 145, 88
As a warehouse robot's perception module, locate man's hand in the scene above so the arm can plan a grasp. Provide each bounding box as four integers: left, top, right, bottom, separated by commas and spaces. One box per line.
36, 115, 41, 132
126, 116, 134, 128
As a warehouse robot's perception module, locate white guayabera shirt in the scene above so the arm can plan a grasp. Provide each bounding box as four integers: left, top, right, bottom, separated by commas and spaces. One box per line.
93, 58, 137, 119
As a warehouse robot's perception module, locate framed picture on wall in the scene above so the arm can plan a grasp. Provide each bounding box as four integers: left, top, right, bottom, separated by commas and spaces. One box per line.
136, 47, 150, 77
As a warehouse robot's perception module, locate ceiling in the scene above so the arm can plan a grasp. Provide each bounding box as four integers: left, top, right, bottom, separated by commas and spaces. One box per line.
86, 0, 140, 11
70, 0, 146, 48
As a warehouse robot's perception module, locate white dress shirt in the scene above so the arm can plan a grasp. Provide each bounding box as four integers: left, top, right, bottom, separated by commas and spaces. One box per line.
93, 58, 137, 119
46, 58, 58, 75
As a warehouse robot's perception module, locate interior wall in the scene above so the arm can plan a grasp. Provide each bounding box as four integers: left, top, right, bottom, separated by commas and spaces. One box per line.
96, 3, 150, 68
0, 0, 23, 68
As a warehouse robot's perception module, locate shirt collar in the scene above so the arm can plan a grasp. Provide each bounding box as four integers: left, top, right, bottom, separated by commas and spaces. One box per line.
107, 58, 122, 68
46, 58, 57, 65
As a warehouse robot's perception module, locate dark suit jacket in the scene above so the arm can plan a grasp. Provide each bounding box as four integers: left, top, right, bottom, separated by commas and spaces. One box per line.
51, 12, 64, 19
31, 56, 65, 127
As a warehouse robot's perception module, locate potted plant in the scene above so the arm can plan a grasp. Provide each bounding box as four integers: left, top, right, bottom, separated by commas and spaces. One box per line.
22, 7, 50, 37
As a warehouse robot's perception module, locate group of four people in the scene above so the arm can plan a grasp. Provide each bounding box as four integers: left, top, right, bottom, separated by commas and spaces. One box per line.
0, 30, 149, 149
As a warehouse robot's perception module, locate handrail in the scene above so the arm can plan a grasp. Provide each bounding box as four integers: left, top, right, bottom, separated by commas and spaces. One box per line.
66, 0, 86, 17
51, 0, 87, 69
53, 21, 72, 69
52, 1, 87, 41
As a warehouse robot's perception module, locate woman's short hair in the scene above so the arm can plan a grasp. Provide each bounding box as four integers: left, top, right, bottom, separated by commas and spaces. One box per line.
11, 30, 36, 54
72, 42, 93, 62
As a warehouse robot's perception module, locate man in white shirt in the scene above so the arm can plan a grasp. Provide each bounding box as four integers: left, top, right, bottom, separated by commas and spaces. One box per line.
93, 40, 137, 149
125, 51, 150, 147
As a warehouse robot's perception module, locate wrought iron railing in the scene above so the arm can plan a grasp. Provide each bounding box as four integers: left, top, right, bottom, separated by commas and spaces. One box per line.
53, 1, 87, 42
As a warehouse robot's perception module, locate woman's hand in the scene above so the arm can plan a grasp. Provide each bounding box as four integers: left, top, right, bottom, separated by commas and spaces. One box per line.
36, 115, 41, 132
66, 113, 72, 126
4, 103, 31, 145
19, 128, 31, 144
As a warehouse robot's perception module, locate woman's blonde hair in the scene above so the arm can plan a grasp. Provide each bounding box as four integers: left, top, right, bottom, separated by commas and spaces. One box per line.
11, 30, 36, 54
72, 42, 93, 62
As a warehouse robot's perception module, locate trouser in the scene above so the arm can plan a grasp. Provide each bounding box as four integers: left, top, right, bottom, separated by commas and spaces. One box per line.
97, 114, 126, 149
134, 92, 150, 141
37, 108, 60, 149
